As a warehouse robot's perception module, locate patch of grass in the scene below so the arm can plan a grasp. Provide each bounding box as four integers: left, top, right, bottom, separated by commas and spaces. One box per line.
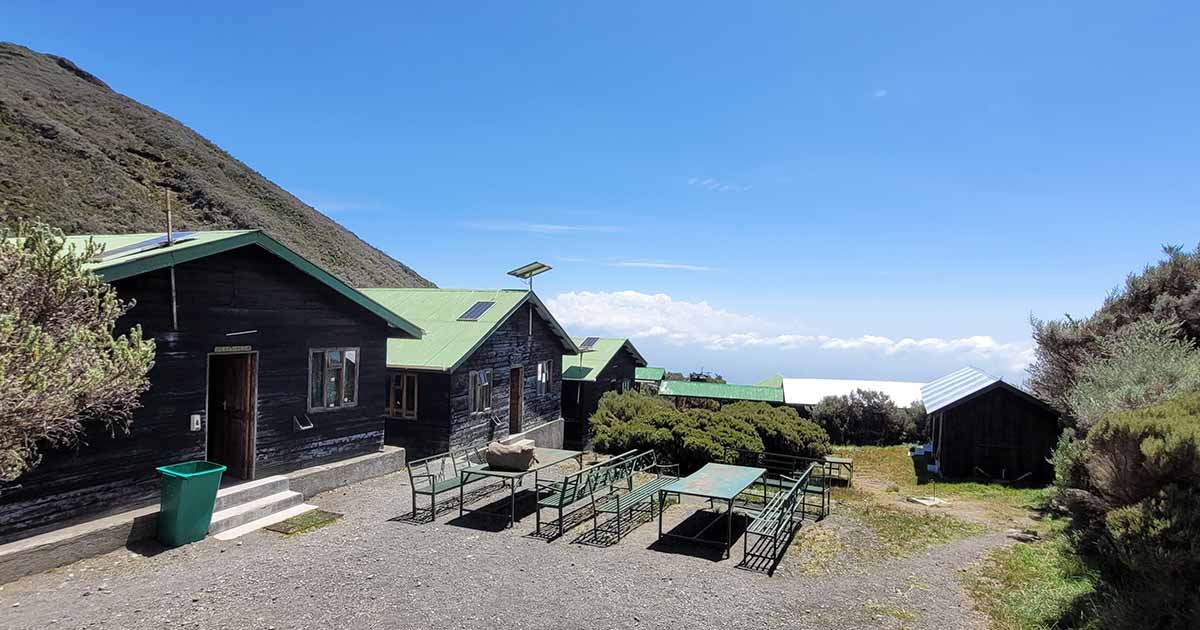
787, 525, 850, 574
964, 536, 1098, 630
845, 499, 988, 558
864, 601, 918, 622
264, 509, 343, 536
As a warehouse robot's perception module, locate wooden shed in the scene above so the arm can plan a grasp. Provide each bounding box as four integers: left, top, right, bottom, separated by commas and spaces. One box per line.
358, 289, 579, 458
560, 337, 647, 449
0, 231, 421, 542
922, 367, 1060, 484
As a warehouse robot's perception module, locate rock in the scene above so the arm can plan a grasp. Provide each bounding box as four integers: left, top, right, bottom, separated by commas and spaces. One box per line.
1006, 529, 1040, 543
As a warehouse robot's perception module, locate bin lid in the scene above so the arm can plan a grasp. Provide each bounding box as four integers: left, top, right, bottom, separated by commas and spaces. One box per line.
156, 461, 228, 479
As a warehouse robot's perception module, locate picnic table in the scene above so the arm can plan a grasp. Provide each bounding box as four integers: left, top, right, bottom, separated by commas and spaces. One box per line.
823, 455, 853, 484
657, 463, 766, 558
458, 447, 584, 528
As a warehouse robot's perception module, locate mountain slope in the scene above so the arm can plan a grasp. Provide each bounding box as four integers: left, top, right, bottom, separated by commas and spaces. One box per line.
0, 42, 432, 288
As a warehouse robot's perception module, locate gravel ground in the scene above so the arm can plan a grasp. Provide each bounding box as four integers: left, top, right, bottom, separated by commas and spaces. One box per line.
0, 466, 1006, 630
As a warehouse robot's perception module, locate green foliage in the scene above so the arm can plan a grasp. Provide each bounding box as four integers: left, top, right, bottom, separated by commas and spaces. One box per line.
964, 536, 1098, 630
1030, 243, 1200, 410
1066, 318, 1200, 430
811, 389, 926, 445
590, 390, 830, 472
1059, 391, 1200, 629
0, 221, 156, 481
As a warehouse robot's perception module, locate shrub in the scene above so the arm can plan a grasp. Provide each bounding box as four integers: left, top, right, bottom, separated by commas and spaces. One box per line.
1060, 391, 1200, 628
590, 391, 831, 472
811, 389, 921, 445
0, 221, 156, 481
1066, 317, 1200, 431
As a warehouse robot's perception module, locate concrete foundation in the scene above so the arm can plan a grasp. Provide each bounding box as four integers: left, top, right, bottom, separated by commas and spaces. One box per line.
0, 446, 405, 585
503, 418, 564, 450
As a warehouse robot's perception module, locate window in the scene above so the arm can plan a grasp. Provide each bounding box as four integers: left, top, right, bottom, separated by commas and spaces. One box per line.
537, 360, 553, 395
468, 369, 492, 413
309, 348, 359, 411
389, 372, 418, 419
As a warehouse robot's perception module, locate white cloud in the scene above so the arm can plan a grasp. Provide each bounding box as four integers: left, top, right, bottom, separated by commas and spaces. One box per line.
463, 221, 626, 234
547, 290, 1034, 375
873, 89, 888, 98
687, 177, 752, 192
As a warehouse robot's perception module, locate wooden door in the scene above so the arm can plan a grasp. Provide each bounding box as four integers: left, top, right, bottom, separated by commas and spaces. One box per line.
208, 353, 257, 479
509, 366, 523, 434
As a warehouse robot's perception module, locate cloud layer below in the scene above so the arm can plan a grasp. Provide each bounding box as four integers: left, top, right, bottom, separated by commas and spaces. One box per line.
547, 290, 1035, 376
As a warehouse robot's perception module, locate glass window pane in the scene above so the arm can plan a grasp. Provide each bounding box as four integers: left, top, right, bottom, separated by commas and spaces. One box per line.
326, 367, 341, 407
326, 350, 342, 367
310, 352, 323, 408
404, 374, 417, 415
343, 350, 357, 404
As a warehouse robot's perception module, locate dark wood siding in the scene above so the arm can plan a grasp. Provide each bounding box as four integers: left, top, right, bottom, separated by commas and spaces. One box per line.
562, 348, 639, 449
0, 245, 389, 542
383, 371, 451, 460
448, 303, 564, 450
933, 387, 1059, 483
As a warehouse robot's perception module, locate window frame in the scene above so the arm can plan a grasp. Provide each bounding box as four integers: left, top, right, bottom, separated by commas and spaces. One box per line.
468, 368, 493, 413
307, 347, 360, 412
388, 372, 419, 419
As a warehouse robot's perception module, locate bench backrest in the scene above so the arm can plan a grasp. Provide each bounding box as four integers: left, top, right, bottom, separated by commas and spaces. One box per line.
600, 450, 659, 487
764, 462, 815, 530
727, 447, 833, 480
545, 449, 637, 506
407, 445, 484, 492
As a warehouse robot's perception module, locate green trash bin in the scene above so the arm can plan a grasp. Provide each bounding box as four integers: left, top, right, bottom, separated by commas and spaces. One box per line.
156, 461, 227, 546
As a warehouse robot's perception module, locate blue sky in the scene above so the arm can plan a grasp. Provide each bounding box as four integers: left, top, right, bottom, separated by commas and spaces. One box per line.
8, 2, 1199, 385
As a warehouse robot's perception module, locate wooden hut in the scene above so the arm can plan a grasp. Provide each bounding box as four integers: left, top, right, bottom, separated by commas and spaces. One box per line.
921, 367, 1060, 483
560, 337, 647, 449
634, 366, 666, 392
358, 289, 579, 458
0, 230, 421, 542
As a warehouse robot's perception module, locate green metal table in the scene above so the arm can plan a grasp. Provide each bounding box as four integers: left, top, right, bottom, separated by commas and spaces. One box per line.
823, 455, 853, 484
658, 463, 766, 558
458, 448, 584, 528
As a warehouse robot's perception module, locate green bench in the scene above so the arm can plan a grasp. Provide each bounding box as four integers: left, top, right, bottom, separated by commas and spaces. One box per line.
590, 450, 679, 539
534, 449, 636, 538
726, 448, 836, 519
743, 463, 814, 569
407, 446, 486, 520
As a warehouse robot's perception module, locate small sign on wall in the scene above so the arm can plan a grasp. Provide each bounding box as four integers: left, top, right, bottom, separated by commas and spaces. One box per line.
213, 345, 252, 354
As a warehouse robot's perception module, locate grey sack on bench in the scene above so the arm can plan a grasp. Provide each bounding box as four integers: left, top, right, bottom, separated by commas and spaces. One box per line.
485, 441, 538, 471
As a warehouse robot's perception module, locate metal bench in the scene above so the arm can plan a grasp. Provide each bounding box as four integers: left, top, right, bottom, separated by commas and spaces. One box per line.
590, 450, 679, 540
534, 449, 636, 537
743, 463, 814, 569
725, 448, 835, 519
407, 446, 486, 520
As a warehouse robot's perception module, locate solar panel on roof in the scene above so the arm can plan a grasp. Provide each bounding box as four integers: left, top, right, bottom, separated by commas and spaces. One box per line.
95, 232, 197, 262
458, 301, 495, 321
579, 336, 600, 350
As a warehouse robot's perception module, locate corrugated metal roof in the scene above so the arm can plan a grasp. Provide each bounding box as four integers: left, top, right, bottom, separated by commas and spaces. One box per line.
361, 288, 578, 372
561, 337, 647, 382
635, 366, 666, 382
782, 378, 925, 406
658, 380, 785, 403
921, 367, 1002, 414
60, 231, 421, 335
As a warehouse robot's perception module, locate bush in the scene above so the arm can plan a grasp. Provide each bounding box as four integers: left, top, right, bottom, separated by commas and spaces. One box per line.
590, 391, 831, 472
0, 221, 156, 481
1066, 318, 1200, 431
811, 389, 924, 445
1059, 391, 1200, 629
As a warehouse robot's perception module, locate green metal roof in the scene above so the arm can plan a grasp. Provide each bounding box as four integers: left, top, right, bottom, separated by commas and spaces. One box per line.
657, 380, 785, 403
754, 374, 785, 388
635, 366, 666, 382
64, 230, 422, 336
360, 288, 579, 372
561, 337, 647, 382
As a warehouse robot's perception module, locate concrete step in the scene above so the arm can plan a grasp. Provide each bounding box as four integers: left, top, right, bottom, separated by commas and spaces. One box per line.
213, 475, 290, 512
209, 490, 304, 535
212, 503, 318, 541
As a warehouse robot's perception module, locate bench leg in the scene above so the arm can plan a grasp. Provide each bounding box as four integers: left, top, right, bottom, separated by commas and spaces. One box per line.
535, 503, 542, 535
411, 488, 418, 520
558, 505, 564, 539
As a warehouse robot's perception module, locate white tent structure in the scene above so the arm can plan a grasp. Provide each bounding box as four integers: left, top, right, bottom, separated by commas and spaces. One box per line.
781, 378, 926, 407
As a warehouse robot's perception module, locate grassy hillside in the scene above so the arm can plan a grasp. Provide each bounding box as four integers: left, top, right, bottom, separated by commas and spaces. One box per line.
0, 42, 432, 288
